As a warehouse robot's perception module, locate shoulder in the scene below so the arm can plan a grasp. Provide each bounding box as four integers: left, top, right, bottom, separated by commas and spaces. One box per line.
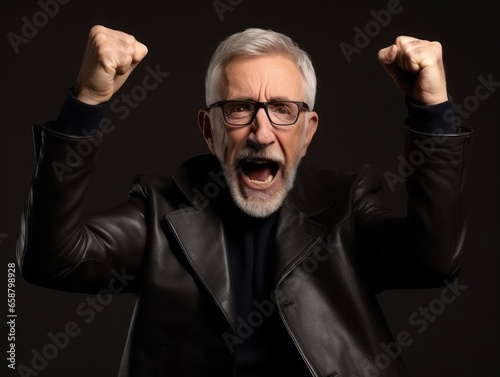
288, 162, 384, 215
128, 171, 173, 198
126, 154, 222, 209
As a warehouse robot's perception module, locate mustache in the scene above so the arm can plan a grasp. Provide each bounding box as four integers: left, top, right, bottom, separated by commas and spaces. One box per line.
234, 148, 286, 166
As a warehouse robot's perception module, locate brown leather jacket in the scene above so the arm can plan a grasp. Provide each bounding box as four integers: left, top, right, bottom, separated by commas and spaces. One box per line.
17, 123, 473, 376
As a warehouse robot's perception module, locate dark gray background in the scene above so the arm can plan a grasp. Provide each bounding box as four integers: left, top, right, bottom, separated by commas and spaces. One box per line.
1, 0, 499, 376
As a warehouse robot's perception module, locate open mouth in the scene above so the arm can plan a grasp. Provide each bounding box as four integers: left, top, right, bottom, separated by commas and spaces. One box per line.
239, 159, 280, 187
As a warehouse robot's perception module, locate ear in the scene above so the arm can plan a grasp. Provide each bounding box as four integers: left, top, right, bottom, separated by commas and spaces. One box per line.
300, 111, 319, 157
198, 108, 216, 154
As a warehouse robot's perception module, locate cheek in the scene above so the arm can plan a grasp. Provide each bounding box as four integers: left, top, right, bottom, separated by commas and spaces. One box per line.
279, 129, 306, 164
214, 126, 248, 161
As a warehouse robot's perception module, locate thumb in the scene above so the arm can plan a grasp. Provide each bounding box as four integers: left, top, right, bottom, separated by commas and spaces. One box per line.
377, 44, 398, 66
114, 41, 148, 77
377, 43, 411, 97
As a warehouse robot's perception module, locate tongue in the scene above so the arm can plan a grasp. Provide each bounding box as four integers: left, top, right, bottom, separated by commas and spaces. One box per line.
243, 162, 274, 182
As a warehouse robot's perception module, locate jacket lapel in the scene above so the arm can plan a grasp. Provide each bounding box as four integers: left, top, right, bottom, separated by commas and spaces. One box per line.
272, 161, 343, 283
165, 207, 237, 328
273, 201, 327, 284
164, 155, 237, 328
163, 155, 344, 327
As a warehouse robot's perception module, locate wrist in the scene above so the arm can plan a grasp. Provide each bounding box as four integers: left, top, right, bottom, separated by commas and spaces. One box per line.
74, 85, 110, 106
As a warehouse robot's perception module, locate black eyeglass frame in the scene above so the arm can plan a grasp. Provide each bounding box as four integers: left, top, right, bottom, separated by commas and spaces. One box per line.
208, 100, 310, 126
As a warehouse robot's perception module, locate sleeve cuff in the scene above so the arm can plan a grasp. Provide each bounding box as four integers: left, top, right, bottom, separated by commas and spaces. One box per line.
405, 96, 457, 134
51, 89, 108, 136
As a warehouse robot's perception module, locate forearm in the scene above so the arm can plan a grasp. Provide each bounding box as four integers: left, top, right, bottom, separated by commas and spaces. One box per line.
402, 123, 473, 276
52, 88, 107, 135
355, 108, 473, 291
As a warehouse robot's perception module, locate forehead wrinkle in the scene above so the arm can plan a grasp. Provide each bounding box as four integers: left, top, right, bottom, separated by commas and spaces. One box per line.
225, 71, 272, 101
221, 55, 305, 102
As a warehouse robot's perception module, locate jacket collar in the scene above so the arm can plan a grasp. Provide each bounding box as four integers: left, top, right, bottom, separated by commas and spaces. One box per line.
165, 154, 342, 328
170, 154, 342, 216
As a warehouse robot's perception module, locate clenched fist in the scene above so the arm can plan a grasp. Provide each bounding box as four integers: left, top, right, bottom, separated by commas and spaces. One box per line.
74, 25, 148, 105
378, 36, 447, 106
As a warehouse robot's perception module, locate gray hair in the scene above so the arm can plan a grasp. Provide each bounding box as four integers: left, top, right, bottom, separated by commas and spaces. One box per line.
204, 28, 317, 109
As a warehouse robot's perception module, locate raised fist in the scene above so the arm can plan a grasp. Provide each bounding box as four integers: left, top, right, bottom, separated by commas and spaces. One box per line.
378, 36, 448, 106
74, 25, 148, 105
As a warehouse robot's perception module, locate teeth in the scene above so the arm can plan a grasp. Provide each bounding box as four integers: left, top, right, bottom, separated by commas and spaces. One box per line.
249, 174, 274, 185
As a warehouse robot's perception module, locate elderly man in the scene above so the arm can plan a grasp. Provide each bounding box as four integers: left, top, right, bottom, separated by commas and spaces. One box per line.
17, 25, 472, 376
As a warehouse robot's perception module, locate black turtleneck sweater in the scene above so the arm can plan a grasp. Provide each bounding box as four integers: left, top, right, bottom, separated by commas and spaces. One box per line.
221, 200, 312, 376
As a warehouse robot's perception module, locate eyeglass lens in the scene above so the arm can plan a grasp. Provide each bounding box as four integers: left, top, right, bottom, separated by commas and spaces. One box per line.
222, 101, 301, 125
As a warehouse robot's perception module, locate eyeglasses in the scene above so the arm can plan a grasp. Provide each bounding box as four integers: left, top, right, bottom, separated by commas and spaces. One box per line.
208, 100, 310, 126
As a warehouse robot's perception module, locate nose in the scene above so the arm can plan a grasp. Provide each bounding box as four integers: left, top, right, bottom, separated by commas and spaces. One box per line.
247, 108, 276, 150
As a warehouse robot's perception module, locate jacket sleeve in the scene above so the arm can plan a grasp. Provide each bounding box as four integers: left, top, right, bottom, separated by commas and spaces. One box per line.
354, 124, 473, 291
16, 123, 148, 294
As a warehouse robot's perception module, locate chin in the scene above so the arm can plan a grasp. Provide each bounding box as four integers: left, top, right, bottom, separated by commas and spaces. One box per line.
231, 185, 287, 218
222, 162, 298, 218
214, 144, 301, 218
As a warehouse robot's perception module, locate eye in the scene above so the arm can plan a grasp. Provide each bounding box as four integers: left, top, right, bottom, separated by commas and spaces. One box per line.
270, 102, 293, 115
277, 106, 291, 115
233, 105, 247, 113
226, 102, 253, 114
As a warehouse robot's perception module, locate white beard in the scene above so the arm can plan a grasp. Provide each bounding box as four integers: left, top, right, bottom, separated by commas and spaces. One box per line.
218, 147, 301, 218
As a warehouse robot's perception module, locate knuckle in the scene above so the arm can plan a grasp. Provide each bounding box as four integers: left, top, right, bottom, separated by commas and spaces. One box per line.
431, 41, 443, 51
122, 43, 136, 59
89, 24, 106, 38
395, 35, 404, 45
95, 49, 113, 67
124, 34, 137, 45
93, 31, 107, 45
94, 38, 112, 60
